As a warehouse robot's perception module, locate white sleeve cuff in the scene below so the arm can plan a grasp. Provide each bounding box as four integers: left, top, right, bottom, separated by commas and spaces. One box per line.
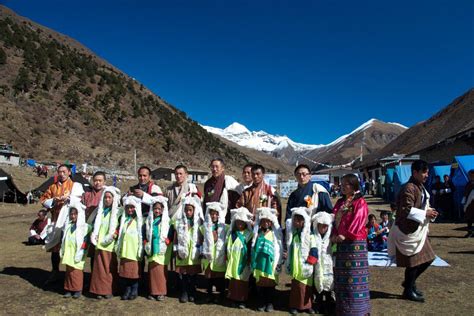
407, 207, 426, 224
43, 198, 54, 209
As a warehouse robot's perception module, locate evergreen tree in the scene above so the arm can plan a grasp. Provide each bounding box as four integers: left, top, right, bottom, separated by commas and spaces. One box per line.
13, 67, 32, 93
65, 86, 80, 109
0, 47, 6, 65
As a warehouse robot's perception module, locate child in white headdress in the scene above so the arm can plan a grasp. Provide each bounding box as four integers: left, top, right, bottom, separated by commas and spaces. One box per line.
116, 196, 143, 300
285, 207, 318, 315
200, 202, 229, 303
173, 196, 203, 303
89, 186, 122, 299
225, 207, 253, 309
251, 207, 283, 312
60, 198, 91, 299
311, 211, 335, 314
144, 195, 173, 301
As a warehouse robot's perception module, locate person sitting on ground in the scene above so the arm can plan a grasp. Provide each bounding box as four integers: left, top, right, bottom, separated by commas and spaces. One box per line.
367, 214, 387, 251
28, 209, 49, 245
379, 211, 392, 243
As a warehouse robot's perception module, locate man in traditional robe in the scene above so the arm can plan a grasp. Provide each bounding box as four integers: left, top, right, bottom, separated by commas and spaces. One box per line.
203, 158, 239, 222
82, 171, 106, 271
236, 164, 278, 217
126, 166, 162, 218
82, 171, 106, 221
165, 164, 201, 219
229, 163, 254, 210
286, 164, 332, 221
40, 164, 82, 284
388, 160, 438, 302
235, 163, 254, 196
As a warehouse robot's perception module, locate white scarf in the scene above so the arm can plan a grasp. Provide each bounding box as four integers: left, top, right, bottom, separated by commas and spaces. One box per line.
59, 198, 88, 263
145, 196, 170, 256
176, 196, 203, 260
388, 186, 431, 257
285, 207, 313, 278
115, 196, 143, 258
90, 186, 121, 247
202, 202, 227, 266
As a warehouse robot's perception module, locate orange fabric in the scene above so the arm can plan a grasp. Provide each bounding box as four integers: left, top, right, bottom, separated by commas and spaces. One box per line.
40, 178, 74, 222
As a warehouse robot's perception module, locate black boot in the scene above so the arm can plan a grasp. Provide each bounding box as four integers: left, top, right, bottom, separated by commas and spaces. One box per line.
121, 285, 131, 300
402, 287, 425, 303
129, 280, 138, 300
179, 274, 189, 303
188, 275, 197, 302
402, 281, 424, 296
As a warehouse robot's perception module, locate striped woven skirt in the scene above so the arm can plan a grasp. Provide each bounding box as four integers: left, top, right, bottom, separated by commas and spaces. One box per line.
335, 240, 370, 316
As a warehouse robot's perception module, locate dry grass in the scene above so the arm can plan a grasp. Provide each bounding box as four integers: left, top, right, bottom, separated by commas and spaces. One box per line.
0, 192, 473, 314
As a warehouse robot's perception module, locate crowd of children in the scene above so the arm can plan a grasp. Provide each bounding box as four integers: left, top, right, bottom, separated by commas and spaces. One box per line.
35, 186, 339, 313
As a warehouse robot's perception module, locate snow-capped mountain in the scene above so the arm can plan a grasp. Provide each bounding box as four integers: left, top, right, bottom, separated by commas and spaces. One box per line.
203, 119, 408, 166
202, 122, 324, 152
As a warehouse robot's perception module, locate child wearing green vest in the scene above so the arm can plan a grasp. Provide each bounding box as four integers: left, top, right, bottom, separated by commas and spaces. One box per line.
60, 199, 90, 299
144, 196, 174, 301
89, 186, 122, 299
251, 207, 283, 312
285, 207, 318, 315
201, 202, 229, 303
116, 196, 143, 300
173, 196, 203, 303
225, 207, 253, 309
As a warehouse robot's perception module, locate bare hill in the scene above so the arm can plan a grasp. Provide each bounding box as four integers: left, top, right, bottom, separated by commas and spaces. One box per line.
361, 89, 474, 165
298, 119, 407, 166
0, 5, 291, 175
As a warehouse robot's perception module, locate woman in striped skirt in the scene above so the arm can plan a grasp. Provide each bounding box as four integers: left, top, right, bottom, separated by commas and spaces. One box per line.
332, 174, 370, 316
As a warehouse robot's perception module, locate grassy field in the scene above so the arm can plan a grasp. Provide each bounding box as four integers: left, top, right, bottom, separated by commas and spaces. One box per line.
0, 166, 473, 314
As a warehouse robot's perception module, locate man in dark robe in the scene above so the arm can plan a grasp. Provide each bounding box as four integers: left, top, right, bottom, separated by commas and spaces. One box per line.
286, 164, 332, 221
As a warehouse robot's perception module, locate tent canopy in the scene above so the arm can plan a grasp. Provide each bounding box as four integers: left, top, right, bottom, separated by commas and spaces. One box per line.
393, 165, 411, 200
0, 168, 27, 204
452, 155, 474, 219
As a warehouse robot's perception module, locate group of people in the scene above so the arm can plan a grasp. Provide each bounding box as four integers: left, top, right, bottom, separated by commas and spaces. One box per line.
32, 157, 454, 315
366, 211, 391, 251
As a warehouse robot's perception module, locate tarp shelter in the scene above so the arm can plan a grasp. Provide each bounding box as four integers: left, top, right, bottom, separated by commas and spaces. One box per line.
0, 168, 27, 204
393, 165, 411, 201
427, 164, 452, 189
32, 173, 91, 195
384, 168, 395, 202
26, 159, 36, 167
451, 155, 474, 219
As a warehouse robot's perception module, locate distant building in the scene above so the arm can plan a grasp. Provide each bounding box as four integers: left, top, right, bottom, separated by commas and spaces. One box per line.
0, 144, 20, 166
151, 167, 208, 184
314, 167, 355, 185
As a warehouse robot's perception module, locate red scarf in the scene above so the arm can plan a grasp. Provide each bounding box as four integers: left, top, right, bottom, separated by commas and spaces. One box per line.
204, 174, 225, 204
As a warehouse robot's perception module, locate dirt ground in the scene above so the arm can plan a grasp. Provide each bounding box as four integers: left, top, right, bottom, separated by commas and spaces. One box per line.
0, 198, 473, 315
0, 166, 473, 314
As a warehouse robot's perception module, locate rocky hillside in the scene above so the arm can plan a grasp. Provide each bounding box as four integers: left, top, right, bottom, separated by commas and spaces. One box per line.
0, 5, 292, 175
360, 88, 474, 165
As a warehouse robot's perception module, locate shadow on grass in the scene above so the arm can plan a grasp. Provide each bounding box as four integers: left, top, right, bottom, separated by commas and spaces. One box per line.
448, 250, 474, 255
370, 290, 403, 300
0, 266, 92, 295
430, 235, 466, 239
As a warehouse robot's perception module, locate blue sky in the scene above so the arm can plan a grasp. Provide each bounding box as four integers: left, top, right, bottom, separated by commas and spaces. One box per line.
3, 0, 473, 144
